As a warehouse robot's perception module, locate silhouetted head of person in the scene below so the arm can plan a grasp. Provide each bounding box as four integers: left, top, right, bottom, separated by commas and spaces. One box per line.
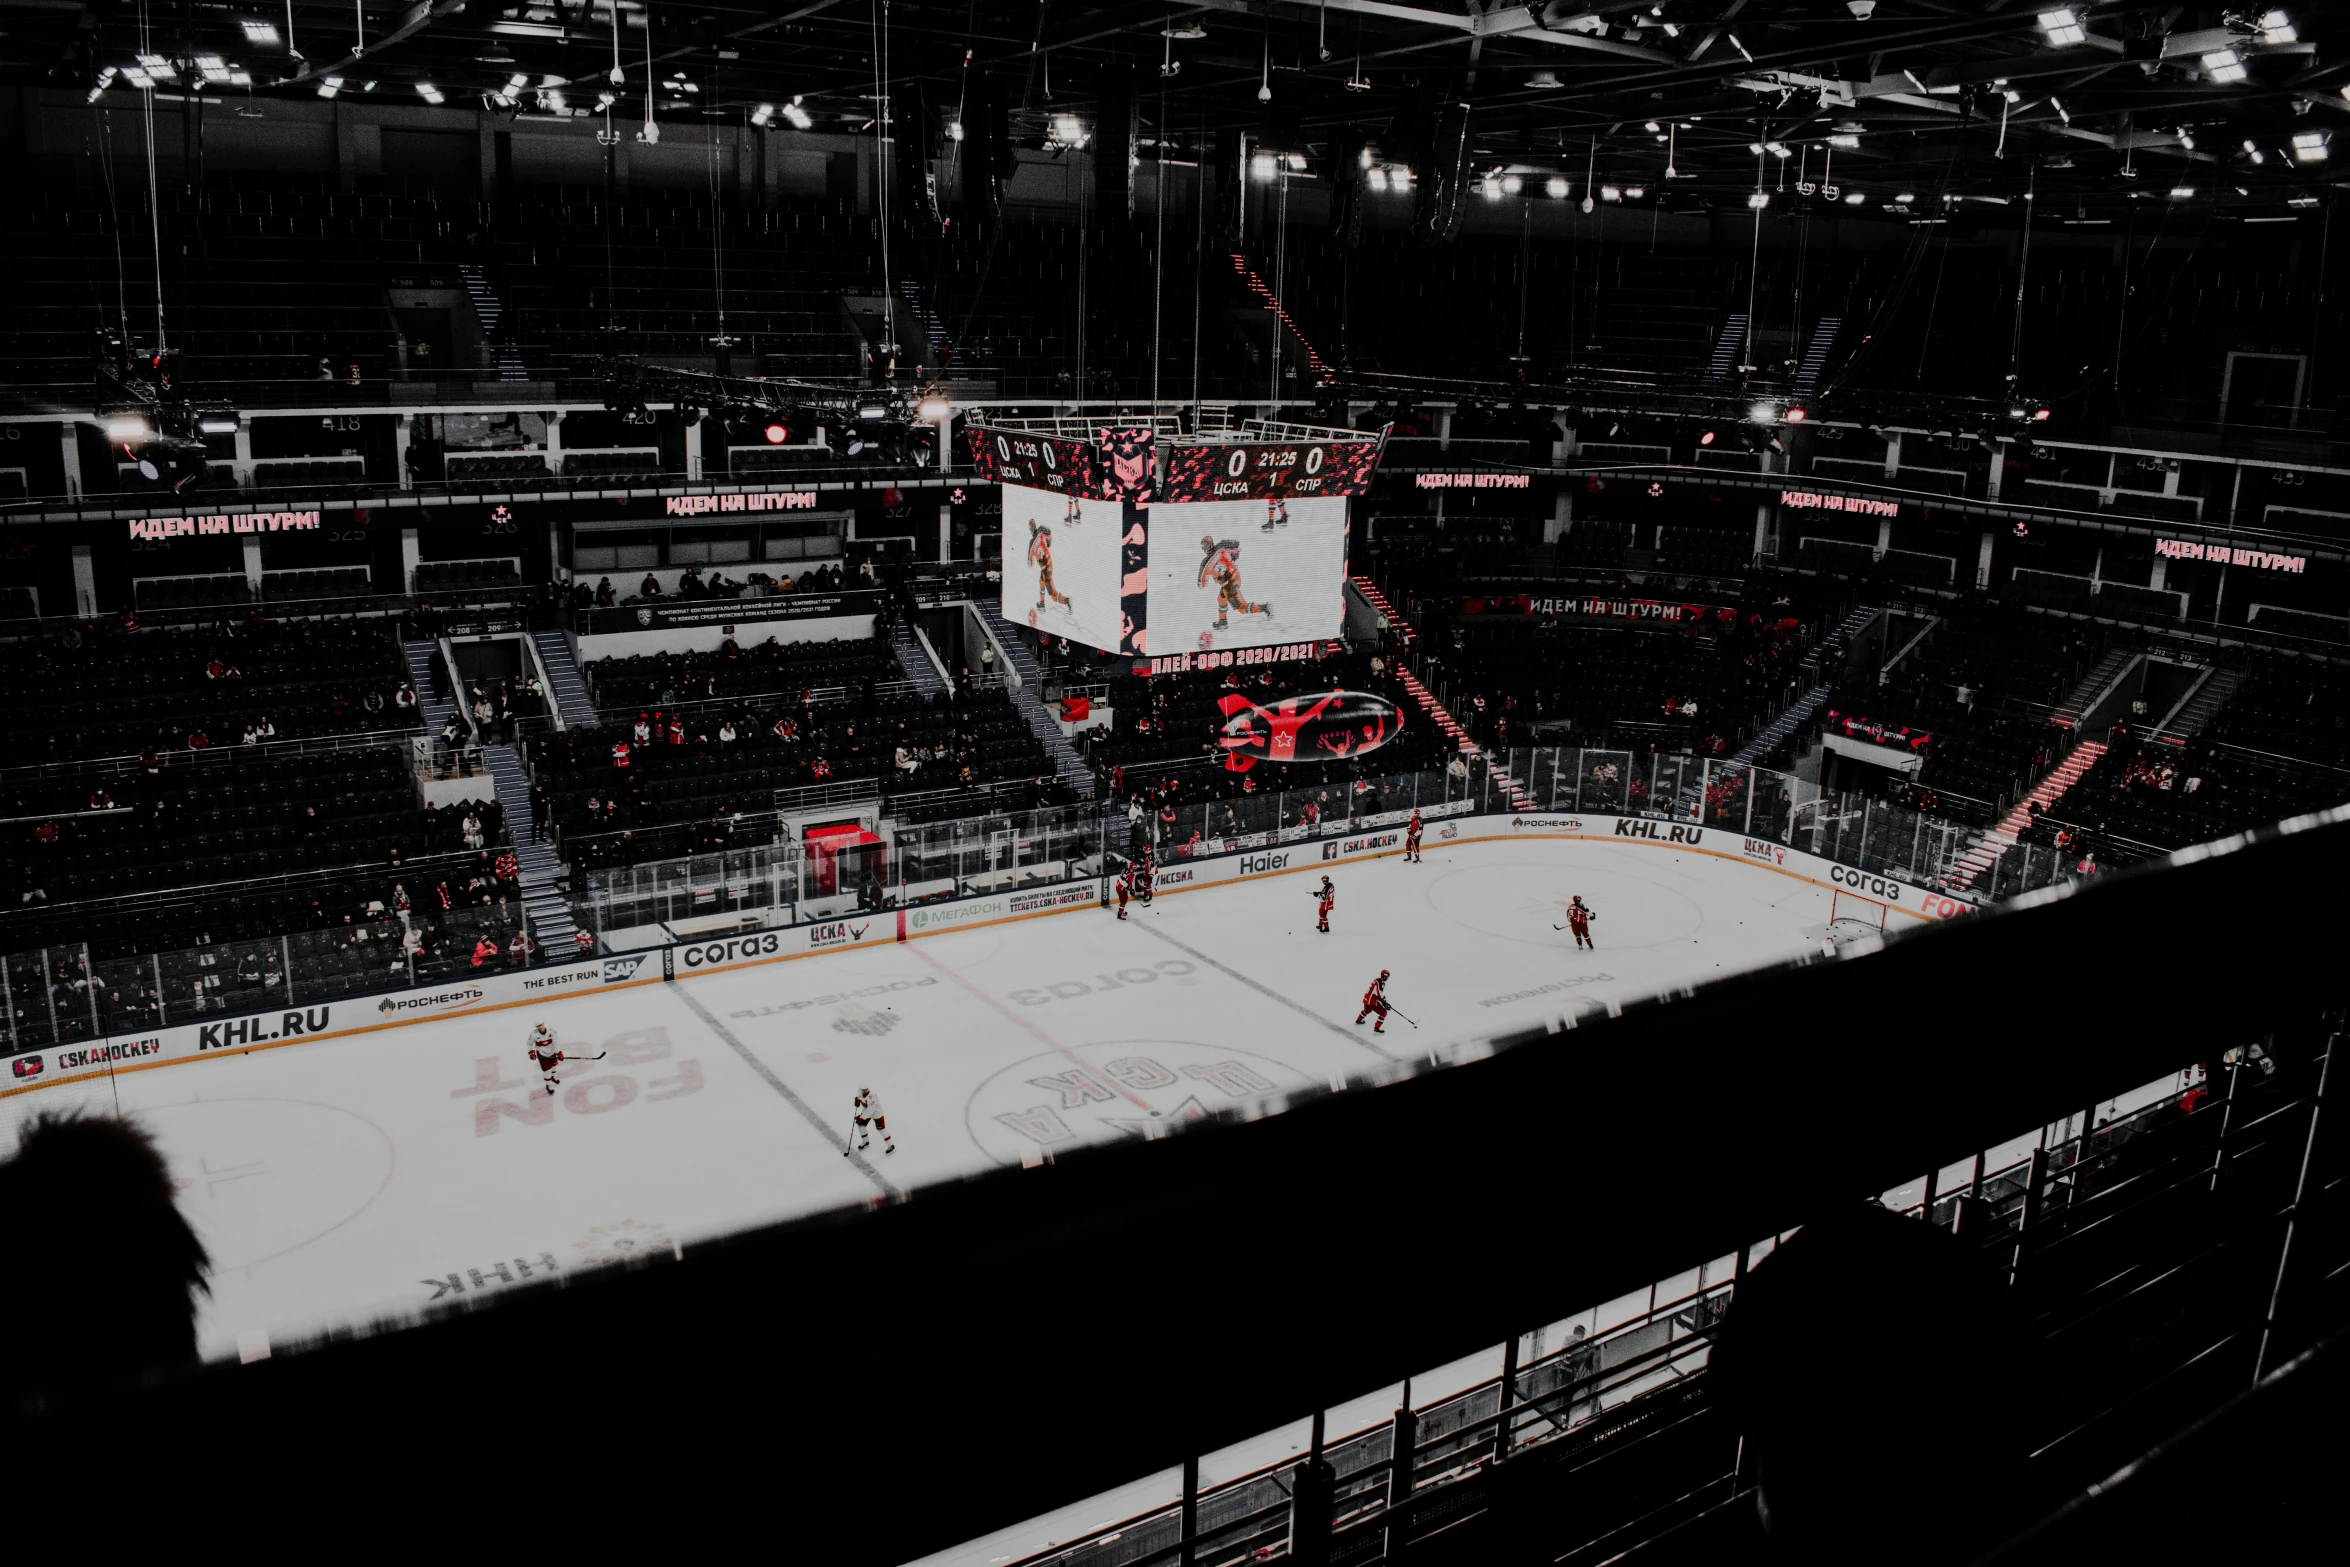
1710, 1202, 2033, 1563
0, 1113, 209, 1409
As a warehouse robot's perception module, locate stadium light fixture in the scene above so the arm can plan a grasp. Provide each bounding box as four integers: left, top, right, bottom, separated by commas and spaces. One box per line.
241, 20, 281, 45
1783, 405, 1808, 424
1698, 430, 1717, 446
763, 423, 789, 444
1546, 176, 1570, 198
918, 396, 952, 423
782, 97, 813, 130
1600, 185, 1622, 202
195, 409, 243, 436
2170, 186, 2195, 199
1829, 133, 1860, 150
415, 82, 445, 105
2203, 50, 2247, 84
2292, 132, 2327, 163
1502, 173, 1524, 194
490, 20, 567, 39
88, 66, 117, 101
1625, 186, 1646, 199
856, 402, 889, 423
317, 76, 343, 98
1367, 167, 1388, 191
106, 415, 151, 443
1252, 152, 1279, 180
947, 120, 964, 141
2260, 10, 2296, 45
1747, 192, 1770, 209
2037, 10, 2086, 46
1844, 192, 1866, 205
1748, 401, 1779, 424
1481, 173, 1504, 200
751, 104, 774, 126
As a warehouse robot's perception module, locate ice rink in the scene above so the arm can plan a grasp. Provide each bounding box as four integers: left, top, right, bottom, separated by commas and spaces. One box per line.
4, 834, 1851, 1361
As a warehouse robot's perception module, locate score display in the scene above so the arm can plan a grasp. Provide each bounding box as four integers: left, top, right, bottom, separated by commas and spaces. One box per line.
1158, 439, 1384, 502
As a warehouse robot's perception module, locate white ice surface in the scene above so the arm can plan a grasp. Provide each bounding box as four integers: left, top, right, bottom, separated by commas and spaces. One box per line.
4, 835, 1840, 1374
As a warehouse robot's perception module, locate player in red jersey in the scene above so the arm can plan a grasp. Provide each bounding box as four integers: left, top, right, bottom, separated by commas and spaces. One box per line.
1404, 809, 1424, 863
1311, 875, 1335, 933
1028, 520, 1071, 617
1564, 896, 1596, 951
1114, 867, 1133, 920
1356, 970, 1392, 1032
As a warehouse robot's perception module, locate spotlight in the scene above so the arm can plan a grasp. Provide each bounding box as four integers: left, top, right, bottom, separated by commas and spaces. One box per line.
918, 395, 953, 423
195, 408, 242, 436
2037, 9, 2086, 47
1783, 405, 1808, 424
1698, 430, 1717, 446
782, 97, 813, 130
1748, 401, 1779, 424
763, 423, 789, 444
105, 415, 151, 443
1546, 175, 1570, 199
2202, 50, 2246, 84
1502, 174, 1523, 194
857, 402, 889, 423
2032, 407, 2052, 422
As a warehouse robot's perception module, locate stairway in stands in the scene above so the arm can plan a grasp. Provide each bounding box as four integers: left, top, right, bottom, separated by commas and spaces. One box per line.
481, 744, 582, 954
1723, 603, 1882, 769
1703, 313, 1749, 383
893, 280, 949, 365
2053, 644, 2140, 730
888, 621, 949, 698
973, 601, 1096, 799
1946, 741, 2107, 891
1791, 317, 1843, 397
1350, 577, 1534, 810
2154, 664, 2241, 743
530, 631, 599, 728
403, 641, 460, 736
1229, 253, 1328, 376
459, 264, 532, 383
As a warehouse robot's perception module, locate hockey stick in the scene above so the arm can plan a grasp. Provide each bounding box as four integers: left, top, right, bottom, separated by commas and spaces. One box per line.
1389, 1006, 1420, 1030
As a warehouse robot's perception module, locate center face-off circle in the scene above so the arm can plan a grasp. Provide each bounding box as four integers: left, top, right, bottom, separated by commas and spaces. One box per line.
964, 1039, 1311, 1166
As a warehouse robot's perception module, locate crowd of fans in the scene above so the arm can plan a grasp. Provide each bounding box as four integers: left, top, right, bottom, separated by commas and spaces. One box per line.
0, 612, 419, 762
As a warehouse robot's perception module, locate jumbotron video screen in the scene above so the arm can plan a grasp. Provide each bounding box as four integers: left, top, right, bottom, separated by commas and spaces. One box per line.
975, 420, 1383, 659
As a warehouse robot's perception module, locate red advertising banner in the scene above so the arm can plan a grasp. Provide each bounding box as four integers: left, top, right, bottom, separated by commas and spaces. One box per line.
1822, 709, 1933, 751
1457, 594, 1742, 626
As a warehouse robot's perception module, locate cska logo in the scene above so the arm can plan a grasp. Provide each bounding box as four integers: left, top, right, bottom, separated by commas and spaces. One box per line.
1216, 690, 1403, 772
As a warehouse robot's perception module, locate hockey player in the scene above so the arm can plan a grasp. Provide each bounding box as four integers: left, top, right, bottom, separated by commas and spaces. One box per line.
1311, 874, 1335, 933
1261, 497, 1289, 533
527, 1022, 565, 1097
851, 1085, 895, 1155
1137, 843, 1157, 905
1404, 809, 1424, 863
1356, 970, 1392, 1032
1565, 896, 1596, 951
1197, 536, 1271, 632
1063, 493, 1083, 526
1028, 520, 1072, 617
1114, 866, 1133, 920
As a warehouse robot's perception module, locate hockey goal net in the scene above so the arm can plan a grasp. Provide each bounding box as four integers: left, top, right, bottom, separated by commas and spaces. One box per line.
1829, 888, 1891, 932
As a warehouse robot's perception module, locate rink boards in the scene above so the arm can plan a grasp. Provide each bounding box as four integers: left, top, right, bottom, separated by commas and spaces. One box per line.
2, 810, 1974, 1101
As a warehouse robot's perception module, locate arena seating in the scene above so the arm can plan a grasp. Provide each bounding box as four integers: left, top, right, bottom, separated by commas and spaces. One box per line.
583, 632, 895, 711
2202, 653, 2350, 767
2026, 736, 2346, 861
0, 617, 416, 762
533, 688, 1057, 869
1824, 605, 2098, 818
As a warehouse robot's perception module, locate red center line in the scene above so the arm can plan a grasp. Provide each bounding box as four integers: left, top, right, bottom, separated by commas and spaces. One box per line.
906, 944, 1154, 1112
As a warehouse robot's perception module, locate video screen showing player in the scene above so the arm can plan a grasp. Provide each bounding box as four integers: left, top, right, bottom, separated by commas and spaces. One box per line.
1146, 496, 1349, 653
999, 482, 1125, 651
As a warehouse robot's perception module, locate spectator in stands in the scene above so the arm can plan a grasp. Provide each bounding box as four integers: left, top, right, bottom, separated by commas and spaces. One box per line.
595, 577, 616, 608
0, 1113, 211, 1408
640, 573, 663, 601
395, 682, 417, 716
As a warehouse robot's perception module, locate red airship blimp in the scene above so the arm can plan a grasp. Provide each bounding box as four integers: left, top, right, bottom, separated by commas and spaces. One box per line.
1216, 690, 1405, 772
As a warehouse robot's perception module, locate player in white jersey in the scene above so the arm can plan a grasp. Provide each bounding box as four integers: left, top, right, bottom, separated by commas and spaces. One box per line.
527, 1022, 565, 1096
850, 1086, 896, 1155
